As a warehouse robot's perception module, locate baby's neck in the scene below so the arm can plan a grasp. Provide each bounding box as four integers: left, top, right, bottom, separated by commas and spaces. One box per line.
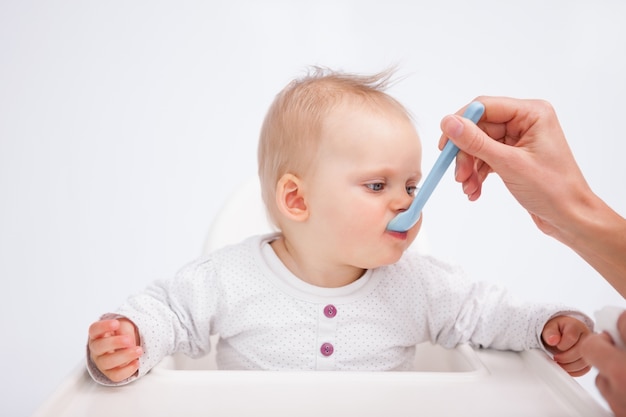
270, 236, 365, 288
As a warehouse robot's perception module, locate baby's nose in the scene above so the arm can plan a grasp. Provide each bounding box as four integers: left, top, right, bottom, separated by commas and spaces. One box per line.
393, 191, 414, 212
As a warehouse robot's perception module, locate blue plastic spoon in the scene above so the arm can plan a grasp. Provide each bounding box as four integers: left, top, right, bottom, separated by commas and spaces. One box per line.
386, 101, 485, 232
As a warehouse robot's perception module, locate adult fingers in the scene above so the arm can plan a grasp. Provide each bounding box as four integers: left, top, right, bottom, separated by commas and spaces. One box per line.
453, 151, 482, 200
441, 114, 513, 172
617, 311, 626, 345
581, 332, 620, 374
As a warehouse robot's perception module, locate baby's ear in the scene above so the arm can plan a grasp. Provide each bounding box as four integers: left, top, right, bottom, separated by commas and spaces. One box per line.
275, 173, 309, 222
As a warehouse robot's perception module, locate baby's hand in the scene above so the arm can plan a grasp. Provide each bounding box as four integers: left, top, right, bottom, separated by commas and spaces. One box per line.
88, 318, 143, 382
542, 315, 592, 377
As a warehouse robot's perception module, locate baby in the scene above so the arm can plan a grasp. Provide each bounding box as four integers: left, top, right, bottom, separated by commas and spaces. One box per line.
87, 68, 592, 385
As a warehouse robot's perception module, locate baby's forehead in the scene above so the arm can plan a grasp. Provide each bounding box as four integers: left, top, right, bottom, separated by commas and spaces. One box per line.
320, 101, 419, 145
322, 95, 413, 130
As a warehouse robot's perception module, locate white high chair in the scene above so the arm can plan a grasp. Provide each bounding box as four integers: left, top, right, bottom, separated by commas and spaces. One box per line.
203, 177, 277, 253
32, 178, 610, 417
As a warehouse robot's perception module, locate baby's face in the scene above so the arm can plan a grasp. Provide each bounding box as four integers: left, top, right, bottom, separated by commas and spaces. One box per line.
303, 100, 423, 269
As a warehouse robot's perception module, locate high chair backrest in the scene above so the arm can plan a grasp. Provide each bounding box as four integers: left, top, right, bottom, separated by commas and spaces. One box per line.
203, 177, 276, 254
203, 176, 429, 255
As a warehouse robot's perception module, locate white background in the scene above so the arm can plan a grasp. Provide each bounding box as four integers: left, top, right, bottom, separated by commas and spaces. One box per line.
1, 1, 625, 416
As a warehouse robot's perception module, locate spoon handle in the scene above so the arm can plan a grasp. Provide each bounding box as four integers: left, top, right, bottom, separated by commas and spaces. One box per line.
386, 101, 485, 232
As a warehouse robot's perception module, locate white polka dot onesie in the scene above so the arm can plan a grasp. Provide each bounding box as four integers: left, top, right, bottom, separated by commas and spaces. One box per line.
87, 234, 592, 385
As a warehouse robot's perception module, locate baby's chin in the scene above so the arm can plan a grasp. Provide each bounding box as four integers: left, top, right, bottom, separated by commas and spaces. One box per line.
361, 251, 407, 270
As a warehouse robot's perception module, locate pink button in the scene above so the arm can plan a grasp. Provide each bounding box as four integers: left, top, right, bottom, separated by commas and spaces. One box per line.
323, 304, 337, 318
320, 343, 334, 357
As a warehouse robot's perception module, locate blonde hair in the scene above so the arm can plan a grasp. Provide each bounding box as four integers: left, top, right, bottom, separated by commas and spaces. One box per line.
257, 66, 410, 226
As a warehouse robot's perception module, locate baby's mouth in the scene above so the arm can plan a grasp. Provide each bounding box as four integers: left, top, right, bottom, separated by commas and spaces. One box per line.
386, 230, 408, 240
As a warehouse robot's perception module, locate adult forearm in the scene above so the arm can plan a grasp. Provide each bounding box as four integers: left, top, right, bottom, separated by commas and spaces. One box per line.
552, 194, 626, 298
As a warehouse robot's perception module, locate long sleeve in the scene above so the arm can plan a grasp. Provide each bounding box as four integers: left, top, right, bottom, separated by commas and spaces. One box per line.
88, 257, 220, 386
410, 254, 593, 351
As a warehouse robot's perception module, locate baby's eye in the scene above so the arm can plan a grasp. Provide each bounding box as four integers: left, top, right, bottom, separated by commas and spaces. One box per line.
406, 185, 419, 196
365, 183, 385, 192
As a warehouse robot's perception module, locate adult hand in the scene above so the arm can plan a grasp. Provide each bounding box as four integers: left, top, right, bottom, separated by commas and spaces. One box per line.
439, 96, 626, 297
439, 96, 590, 237
581, 311, 626, 417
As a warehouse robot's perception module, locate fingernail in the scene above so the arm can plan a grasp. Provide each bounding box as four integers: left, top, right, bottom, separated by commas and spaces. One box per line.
546, 335, 559, 346
442, 115, 464, 138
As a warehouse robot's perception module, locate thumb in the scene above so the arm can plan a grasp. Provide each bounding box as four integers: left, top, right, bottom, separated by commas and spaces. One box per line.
117, 318, 140, 345
440, 114, 506, 167
542, 319, 562, 348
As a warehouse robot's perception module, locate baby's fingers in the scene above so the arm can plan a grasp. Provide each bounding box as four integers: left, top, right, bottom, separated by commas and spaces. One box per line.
552, 352, 591, 377
95, 346, 143, 372
89, 333, 137, 357
543, 316, 589, 352
88, 319, 120, 340
99, 351, 142, 383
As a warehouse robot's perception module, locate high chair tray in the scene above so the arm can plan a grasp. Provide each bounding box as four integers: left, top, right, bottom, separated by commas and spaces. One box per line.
32, 344, 609, 417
